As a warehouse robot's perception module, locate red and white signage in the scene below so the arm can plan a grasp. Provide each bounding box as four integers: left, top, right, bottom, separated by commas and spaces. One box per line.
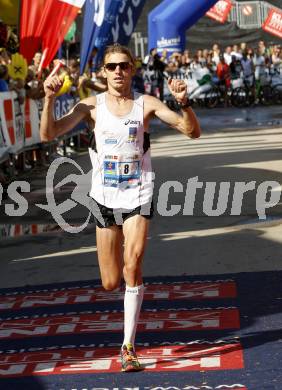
0, 93, 42, 160
0, 343, 244, 377
262, 8, 282, 39
0, 92, 17, 154
0, 308, 240, 339
0, 281, 237, 310
242, 5, 253, 16
24, 99, 41, 147
206, 0, 232, 23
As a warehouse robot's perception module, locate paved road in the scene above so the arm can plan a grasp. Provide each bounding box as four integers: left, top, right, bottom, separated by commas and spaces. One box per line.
0, 106, 282, 288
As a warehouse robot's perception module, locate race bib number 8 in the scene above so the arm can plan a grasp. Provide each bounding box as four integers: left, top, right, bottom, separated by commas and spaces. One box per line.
104, 155, 141, 188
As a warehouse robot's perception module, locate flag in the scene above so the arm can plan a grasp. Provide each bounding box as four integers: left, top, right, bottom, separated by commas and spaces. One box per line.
38, 0, 86, 70
20, 0, 85, 67
79, 0, 102, 74
206, 0, 232, 23
80, 0, 122, 74
20, 0, 45, 63
262, 8, 282, 39
111, 0, 146, 45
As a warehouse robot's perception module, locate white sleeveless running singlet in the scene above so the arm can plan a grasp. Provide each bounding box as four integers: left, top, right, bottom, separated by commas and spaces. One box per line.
89, 92, 153, 209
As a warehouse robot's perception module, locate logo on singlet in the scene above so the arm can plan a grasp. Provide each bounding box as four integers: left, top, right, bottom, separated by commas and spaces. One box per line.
124, 119, 141, 126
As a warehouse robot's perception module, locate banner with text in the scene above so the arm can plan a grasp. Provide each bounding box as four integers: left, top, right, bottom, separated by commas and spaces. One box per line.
206, 0, 232, 23
111, 0, 146, 45
262, 8, 282, 39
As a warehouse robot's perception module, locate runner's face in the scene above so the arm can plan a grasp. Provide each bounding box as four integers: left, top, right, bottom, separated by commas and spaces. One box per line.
103, 53, 133, 91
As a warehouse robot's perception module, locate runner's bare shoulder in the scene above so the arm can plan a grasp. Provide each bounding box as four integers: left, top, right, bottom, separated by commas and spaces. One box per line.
143, 93, 164, 116
74, 95, 97, 117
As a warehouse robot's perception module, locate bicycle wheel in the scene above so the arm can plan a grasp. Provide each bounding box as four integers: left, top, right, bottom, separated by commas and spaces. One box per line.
245, 89, 255, 106
205, 87, 220, 108
272, 84, 282, 105
259, 85, 273, 106
231, 87, 247, 107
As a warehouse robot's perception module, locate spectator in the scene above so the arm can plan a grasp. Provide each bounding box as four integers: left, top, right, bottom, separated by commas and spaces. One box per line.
241, 50, 255, 82
29, 52, 42, 76
0, 64, 9, 92
241, 50, 255, 100
160, 49, 168, 64
149, 48, 166, 100
190, 55, 201, 71
143, 48, 155, 67
240, 42, 247, 54
271, 45, 281, 70
25, 69, 45, 99
69, 58, 106, 100
132, 61, 145, 94
231, 44, 242, 60
224, 46, 232, 65
254, 48, 266, 81
0, 47, 9, 65
197, 49, 206, 66
216, 54, 230, 105
229, 55, 242, 79
212, 43, 220, 65
181, 49, 192, 67
258, 40, 267, 56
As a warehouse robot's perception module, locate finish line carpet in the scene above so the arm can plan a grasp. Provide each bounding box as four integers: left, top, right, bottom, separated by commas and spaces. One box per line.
0, 271, 281, 390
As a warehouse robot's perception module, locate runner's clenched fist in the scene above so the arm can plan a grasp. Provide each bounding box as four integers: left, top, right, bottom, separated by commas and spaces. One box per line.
43, 75, 63, 98
167, 78, 188, 104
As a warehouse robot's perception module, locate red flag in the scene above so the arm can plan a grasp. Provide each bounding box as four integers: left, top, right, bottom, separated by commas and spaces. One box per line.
206, 0, 232, 23
20, 0, 45, 64
262, 8, 282, 39
38, 0, 85, 70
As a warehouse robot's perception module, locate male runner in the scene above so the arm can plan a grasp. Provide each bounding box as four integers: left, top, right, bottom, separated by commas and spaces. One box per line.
40, 44, 201, 372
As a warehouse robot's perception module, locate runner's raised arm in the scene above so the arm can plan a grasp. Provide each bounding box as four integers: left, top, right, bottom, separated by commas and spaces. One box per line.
40, 74, 96, 142
144, 78, 201, 139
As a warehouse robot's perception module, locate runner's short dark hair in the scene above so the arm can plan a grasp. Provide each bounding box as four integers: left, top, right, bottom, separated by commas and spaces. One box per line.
103, 43, 135, 65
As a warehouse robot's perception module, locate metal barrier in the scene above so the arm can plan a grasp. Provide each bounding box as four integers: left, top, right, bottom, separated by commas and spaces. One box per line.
0, 92, 89, 185
228, 1, 281, 29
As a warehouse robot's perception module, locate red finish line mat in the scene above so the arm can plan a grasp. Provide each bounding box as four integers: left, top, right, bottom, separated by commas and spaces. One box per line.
0, 280, 237, 311
0, 308, 240, 340
0, 272, 281, 390
0, 342, 244, 377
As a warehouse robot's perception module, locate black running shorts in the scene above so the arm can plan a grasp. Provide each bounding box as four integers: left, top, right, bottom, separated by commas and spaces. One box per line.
90, 197, 154, 228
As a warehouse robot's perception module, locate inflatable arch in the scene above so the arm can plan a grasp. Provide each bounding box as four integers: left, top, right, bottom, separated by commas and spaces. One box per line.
148, 0, 218, 54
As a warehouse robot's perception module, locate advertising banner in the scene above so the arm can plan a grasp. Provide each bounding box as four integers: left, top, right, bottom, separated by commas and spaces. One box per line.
206, 0, 232, 23
0, 112, 9, 161
149, 0, 218, 55
111, 0, 146, 45
262, 8, 282, 39
0, 92, 22, 154
24, 99, 42, 148
80, 0, 104, 73
91, 0, 122, 69
80, 0, 122, 73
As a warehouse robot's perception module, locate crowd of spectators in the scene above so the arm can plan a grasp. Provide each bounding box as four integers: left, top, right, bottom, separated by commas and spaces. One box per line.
0, 44, 108, 187
140, 42, 282, 103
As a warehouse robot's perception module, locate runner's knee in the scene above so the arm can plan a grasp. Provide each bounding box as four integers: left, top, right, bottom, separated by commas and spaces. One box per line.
124, 245, 144, 264
101, 278, 121, 291
123, 257, 142, 278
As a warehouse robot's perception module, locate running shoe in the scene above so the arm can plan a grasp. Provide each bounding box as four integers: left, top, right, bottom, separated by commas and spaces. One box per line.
120, 343, 142, 372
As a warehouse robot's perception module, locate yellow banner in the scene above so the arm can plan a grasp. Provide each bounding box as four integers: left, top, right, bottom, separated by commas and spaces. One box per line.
0, 0, 19, 25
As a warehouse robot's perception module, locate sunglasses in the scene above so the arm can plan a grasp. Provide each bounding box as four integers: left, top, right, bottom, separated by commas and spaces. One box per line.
104, 62, 132, 71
